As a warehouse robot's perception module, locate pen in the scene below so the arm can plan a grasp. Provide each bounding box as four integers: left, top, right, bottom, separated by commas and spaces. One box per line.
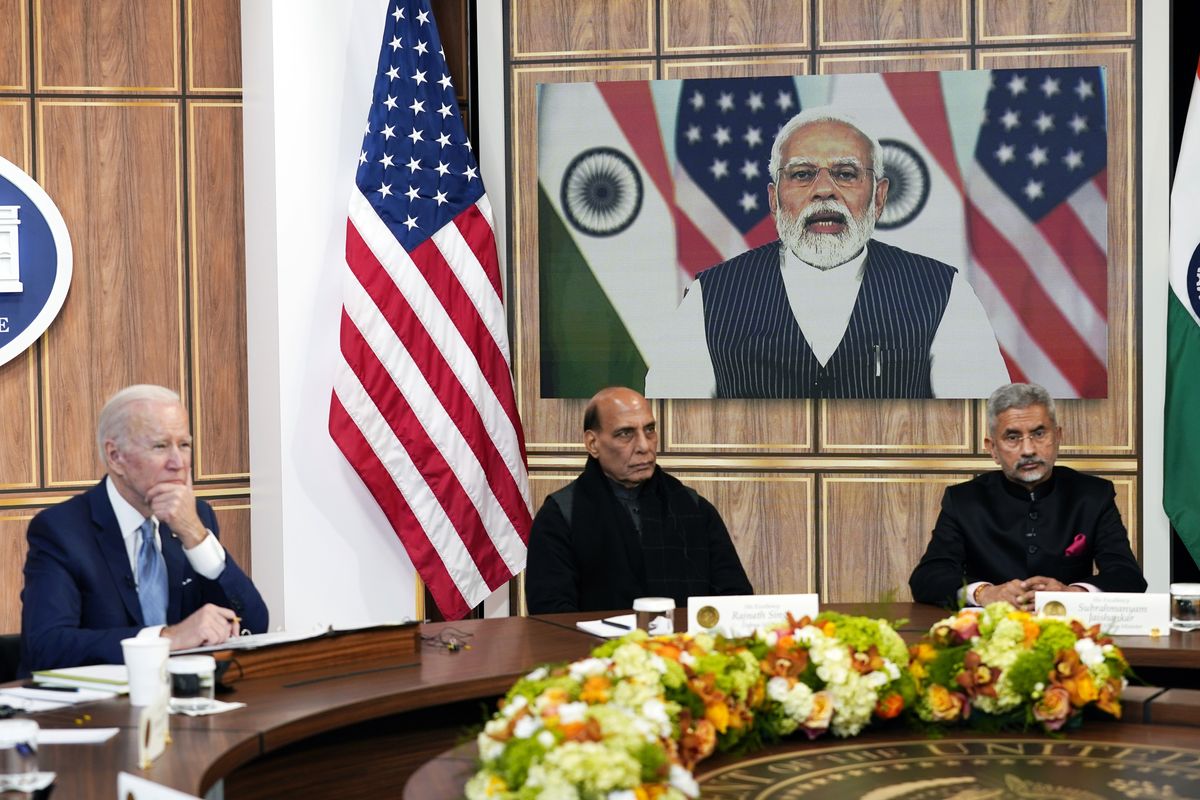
601, 619, 631, 631
22, 683, 78, 692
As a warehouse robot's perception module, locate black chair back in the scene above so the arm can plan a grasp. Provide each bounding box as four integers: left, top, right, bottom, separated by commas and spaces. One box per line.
0, 634, 21, 684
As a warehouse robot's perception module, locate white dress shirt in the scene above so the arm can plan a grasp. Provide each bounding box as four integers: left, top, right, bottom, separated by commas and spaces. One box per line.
105, 476, 226, 637
645, 242, 1009, 398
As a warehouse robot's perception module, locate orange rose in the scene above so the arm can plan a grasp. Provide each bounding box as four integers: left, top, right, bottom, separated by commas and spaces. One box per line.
579, 675, 611, 704
925, 684, 967, 722
1033, 685, 1073, 731
705, 701, 731, 733
803, 690, 834, 738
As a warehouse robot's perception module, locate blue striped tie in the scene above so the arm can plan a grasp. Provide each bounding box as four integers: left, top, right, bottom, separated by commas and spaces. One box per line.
136, 518, 167, 627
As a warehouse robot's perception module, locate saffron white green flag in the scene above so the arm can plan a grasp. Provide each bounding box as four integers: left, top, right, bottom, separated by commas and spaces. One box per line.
1166, 58, 1200, 566
537, 82, 680, 397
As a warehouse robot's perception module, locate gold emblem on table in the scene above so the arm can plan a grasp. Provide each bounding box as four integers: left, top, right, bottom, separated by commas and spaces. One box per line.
697, 605, 720, 628
1042, 600, 1067, 617
697, 740, 1200, 798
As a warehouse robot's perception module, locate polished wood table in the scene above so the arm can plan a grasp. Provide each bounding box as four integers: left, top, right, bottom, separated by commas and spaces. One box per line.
19, 616, 603, 799
15, 605, 1200, 798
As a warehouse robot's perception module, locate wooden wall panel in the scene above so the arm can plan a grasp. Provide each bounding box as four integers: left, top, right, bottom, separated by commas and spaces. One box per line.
0, 102, 37, 490
186, 0, 240, 92
208, 499, 252, 577
662, 0, 808, 54
0, 355, 37, 490
511, 63, 656, 451
687, 475, 814, 596
821, 475, 959, 602
35, 0, 180, 92
510, 0, 653, 60
0, 513, 33, 633
188, 102, 248, 479
432, 0, 469, 103
978, 0, 1134, 43
0, 0, 29, 90
0, 100, 31, 168
37, 101, 184, 486
661, 58, 810, 81
663, 400, 814, 453
817, 0, 968, 48
817, 52, 970, 74
1110, 474, 1138, 556
977, 48, 1135, 455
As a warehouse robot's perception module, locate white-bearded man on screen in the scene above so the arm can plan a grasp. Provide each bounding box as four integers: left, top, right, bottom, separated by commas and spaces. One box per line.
645, 107, 1008, 399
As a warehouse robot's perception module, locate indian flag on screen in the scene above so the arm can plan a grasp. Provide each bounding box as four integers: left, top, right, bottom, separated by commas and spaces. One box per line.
537, 82, 681, 398
1166, 58, 1200, 567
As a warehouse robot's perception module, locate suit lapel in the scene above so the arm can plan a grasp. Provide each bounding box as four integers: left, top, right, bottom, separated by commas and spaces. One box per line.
159, 522, 187, 623
87, 480, 144, 624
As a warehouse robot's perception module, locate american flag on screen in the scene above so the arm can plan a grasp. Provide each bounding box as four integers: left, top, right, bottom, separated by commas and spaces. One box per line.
673, 77, 800, 278
329, 0, 531, 620
965, 67, 1109, 397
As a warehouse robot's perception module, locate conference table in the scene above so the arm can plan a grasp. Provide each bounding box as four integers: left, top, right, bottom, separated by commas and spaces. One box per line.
10, 605, 1200, 799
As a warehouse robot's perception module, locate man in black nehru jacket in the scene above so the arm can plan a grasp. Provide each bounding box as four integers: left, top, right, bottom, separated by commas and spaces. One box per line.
525, 387, 752, 613
910, 382, 1146, 610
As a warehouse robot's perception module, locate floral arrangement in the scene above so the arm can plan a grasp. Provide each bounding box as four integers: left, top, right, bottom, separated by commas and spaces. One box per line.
909, 602, 1127, 732
466, 604, 1127, 799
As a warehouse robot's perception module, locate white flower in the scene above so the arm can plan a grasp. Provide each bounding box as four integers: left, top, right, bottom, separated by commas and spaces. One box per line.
502, 693, 528, 717
669, 764, 700, 798
767, 676, 791, 702
558, 701, 588, 725
538, 730, 556, 748
477, 731, 504, 761
863, 670, 889, 690
569, 657, 613, 681
679, 650, 696, 668
608, 792, 638, 800
513, 715, 542, 739
641, 698, 669, 726
525, 666, 549, 682
1075, 638, 1105, 667
883, 659, 901, 681
761, 629, 779, 647
794, 625, 821, 645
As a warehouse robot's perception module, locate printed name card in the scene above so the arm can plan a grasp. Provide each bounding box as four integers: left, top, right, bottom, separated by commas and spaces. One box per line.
1034, 592, 1170, 636
688, 594, 819, 637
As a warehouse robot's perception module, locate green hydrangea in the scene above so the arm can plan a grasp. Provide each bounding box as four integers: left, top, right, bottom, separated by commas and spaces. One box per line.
817, 613, 908, 665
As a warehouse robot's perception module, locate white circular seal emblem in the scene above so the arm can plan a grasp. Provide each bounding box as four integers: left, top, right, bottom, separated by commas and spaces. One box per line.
0, 156, 73, 367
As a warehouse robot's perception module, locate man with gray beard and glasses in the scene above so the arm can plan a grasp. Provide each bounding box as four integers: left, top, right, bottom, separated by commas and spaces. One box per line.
645, 107, 1007, 399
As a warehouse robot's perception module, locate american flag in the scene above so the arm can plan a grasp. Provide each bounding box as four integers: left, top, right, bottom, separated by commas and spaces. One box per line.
673, 77, 801, 279
329, 0, 531, 620
965, 67, 1108, 397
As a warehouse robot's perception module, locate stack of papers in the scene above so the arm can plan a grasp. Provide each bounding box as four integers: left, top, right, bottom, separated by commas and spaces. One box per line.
576, 615, 637, 639
32, 664, 128, 695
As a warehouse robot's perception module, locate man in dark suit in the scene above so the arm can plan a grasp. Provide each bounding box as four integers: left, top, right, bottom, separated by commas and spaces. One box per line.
20, 385, 268, 674
525, 387, 752, 613
909, 382, 1146, 610
645, 107, 1007, 399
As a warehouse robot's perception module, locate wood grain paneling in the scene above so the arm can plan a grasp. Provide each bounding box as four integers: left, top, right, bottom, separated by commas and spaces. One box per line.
511, 63, 656, 451
0, 354, 38, 489
817, 0, 968, 48
663, 0, 808, 54
664, 400, 813, 452
432, 0, 468, 103
977, 48, 1134, 454
0, 0, 29, 90
817, 52, 971, 75
978, 0, 1134, 42
186, 0, 240, 92
661, 58, 810, 80
0, 100, 31, 169
687, 474, 814, 596
821, 475, 959, 602
37, 101, 185, 486
1110, 474, 1138, 557
208, 499, 251, 577
0, 102, 37, 490
510, 0, 653, 60
821, 400, 974, 453
36, 0, 180, 92
188, 102, 248, 479
0, 512, 33, 633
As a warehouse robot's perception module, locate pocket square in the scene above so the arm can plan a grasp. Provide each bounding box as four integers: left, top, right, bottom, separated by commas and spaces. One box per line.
1064, 533, 1087, 557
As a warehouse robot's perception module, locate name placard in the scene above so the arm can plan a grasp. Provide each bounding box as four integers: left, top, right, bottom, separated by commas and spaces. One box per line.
688, 594, 819, 637
1034, 592, 1170, 636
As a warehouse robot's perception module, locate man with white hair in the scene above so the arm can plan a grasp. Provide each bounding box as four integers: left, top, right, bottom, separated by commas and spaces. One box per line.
645, 107, 1007, 398
20, 384, 268, 673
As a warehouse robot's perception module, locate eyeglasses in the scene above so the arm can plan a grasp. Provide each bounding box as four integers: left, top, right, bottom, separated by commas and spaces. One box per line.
996, 428, 1054, 450
777, 165, 876, 188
